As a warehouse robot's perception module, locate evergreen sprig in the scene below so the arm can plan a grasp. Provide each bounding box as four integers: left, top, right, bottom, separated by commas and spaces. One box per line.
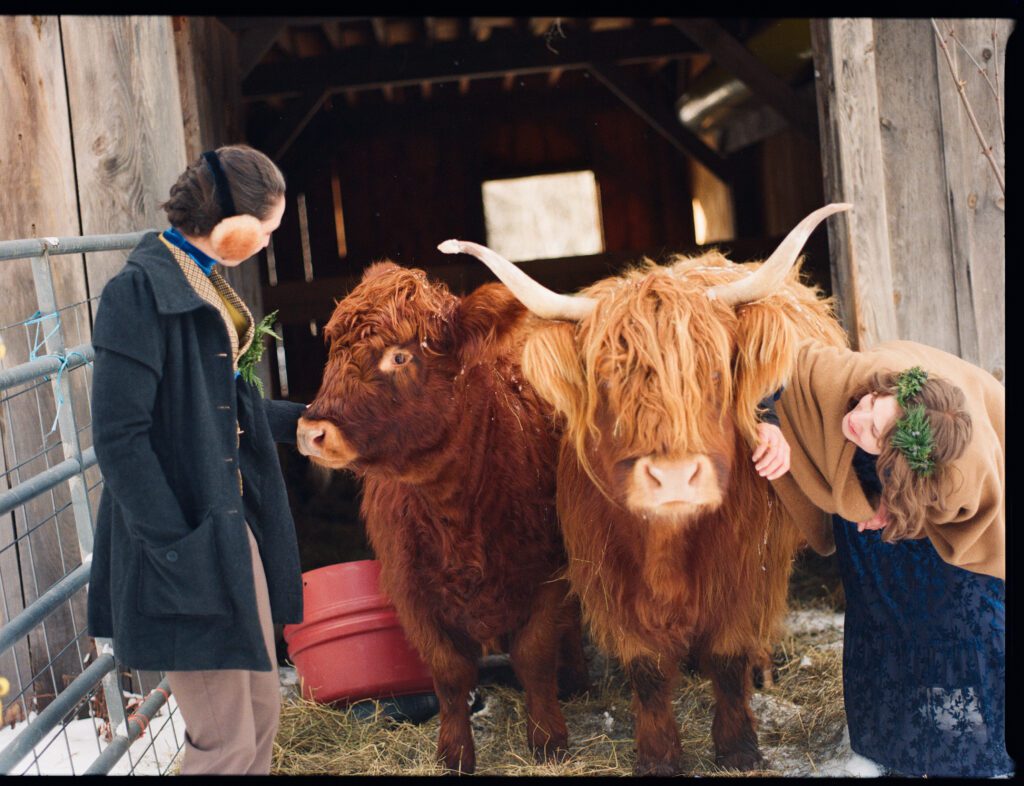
238, 310, 282, 397
891, 403, 936, 477
895, 366, 928, 409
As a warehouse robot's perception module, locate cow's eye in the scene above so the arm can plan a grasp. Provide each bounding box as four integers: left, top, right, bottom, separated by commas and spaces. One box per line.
379, 347, 414, 373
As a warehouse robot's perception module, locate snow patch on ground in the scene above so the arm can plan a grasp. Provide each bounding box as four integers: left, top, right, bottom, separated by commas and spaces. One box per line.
0, 695, 183, 775
785, 608, 846, 637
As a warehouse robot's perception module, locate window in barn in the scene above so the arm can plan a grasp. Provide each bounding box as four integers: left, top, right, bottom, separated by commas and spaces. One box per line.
481, 171, 604, 262
331, 167, 348, 258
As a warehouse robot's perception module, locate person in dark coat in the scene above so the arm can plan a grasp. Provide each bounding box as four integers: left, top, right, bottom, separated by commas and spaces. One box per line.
87, 145, 306, 775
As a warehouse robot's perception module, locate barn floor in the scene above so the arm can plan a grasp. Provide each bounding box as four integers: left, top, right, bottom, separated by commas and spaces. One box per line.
269, 551, 884, 777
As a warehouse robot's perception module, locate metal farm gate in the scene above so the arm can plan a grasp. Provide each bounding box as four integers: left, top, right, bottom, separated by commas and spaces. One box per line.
0, 233, 184, 774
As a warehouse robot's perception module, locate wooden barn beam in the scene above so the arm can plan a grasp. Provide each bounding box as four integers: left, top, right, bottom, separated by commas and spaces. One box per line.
218, 16, 367, 32
263, 235, 790, 323
586, 61, 733, 182
243, 25, 700, 99
261, 87, 330, 161
671, 18, 820, 143
371, 17, 388, 46
237, 23, 286, 78
810, 18, 898, 348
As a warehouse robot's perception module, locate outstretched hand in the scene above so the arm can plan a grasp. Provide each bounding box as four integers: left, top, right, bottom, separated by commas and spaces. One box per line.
752, 423, 791, 480
857, 501, 890, 533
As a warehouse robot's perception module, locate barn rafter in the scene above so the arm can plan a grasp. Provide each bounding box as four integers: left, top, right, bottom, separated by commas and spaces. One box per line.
231, 17, 815, 168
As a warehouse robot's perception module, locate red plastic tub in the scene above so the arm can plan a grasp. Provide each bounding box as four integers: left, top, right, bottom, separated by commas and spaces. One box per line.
282, 560, 435, 705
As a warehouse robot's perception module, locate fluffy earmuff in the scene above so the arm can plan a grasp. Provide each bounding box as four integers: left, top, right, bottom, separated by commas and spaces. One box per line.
209, 214, 263, 263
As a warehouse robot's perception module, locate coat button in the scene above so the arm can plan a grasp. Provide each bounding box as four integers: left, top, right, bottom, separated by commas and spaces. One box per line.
166, 550, 178, 562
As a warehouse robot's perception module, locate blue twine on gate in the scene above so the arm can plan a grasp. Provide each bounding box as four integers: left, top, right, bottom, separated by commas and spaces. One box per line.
23, 310, 92, 435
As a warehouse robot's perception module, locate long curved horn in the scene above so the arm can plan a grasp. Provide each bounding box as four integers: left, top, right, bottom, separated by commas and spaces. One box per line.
438, 240, 598, 321
706, 203, 853, 306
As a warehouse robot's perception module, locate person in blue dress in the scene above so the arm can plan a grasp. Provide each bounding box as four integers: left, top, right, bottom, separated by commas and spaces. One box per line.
752, 338, 1012, 777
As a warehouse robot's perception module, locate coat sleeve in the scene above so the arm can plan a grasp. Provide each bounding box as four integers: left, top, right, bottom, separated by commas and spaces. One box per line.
91, 273, 192, 548
263, 399, 307, 444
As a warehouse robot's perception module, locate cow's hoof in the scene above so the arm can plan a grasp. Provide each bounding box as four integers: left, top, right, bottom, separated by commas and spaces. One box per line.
438, 748, 476, 775
716, 747, 766, 771
632, 759, 682, 777
533, 745, 570, 764
440, 760, 475, 776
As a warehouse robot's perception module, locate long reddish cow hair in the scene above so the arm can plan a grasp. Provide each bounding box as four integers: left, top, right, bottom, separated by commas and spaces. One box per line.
303, 262, 586, 774
515, 250, 847, 773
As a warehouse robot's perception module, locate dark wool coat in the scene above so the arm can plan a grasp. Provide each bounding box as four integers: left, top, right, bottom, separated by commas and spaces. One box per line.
86, 232, 305, 671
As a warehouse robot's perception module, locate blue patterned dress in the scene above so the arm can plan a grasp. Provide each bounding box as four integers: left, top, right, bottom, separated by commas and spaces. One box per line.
832, 447, 1013, 777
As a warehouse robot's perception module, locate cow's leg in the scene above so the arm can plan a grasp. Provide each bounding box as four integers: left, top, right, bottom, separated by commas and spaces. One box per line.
429, 640, 480, 775
556, 596, 590, 700
703, 652, 764, 771
751, 646, 775, 690
626, 655, 682, 776
509, 582, 570, 762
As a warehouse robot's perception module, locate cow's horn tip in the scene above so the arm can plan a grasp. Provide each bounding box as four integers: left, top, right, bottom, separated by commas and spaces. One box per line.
438, 240, 462, 254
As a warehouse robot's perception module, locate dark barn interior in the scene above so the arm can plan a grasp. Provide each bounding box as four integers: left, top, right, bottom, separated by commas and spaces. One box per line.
231, 17, 830, 570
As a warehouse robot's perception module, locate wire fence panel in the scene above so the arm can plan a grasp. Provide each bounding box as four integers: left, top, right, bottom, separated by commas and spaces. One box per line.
0, 231, 185, 775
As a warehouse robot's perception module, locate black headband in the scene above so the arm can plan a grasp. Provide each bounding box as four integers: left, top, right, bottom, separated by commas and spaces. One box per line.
202, 150, 237, 218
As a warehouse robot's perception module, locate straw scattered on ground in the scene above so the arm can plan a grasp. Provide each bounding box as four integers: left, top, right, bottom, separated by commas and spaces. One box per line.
271, 556, 850, 777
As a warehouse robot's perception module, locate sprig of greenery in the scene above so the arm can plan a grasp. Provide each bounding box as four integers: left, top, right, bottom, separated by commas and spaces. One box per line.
891, 404, 936, 477
238, 310, 282, 397
895, 366, 928, 409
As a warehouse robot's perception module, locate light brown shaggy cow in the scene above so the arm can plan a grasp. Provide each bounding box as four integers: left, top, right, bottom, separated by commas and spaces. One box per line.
439, 204, 850, 775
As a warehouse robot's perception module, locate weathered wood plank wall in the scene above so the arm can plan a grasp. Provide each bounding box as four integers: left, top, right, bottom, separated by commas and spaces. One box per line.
810, 18, 900, 351
2, 14, 253, 707
0, 15, 91, 713
61, 16, 188, 299
812, 17, 1007, 380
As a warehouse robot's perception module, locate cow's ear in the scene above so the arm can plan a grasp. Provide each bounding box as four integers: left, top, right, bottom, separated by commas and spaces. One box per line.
732, 302, 798, 445
521, 320, 585, 422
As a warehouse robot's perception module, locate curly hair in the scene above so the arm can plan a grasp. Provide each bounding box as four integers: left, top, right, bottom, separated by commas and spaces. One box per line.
160, 144, 285, 236
850, 371, 972, 542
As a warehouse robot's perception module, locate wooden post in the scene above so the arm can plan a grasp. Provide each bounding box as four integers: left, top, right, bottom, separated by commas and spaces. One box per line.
810, 18, 899, 350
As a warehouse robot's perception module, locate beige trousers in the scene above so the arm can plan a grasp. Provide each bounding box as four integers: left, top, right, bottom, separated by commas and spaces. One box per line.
165, 526, 280, 775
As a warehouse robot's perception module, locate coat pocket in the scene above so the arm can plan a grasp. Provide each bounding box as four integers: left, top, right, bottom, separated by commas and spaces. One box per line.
136, 511, 231, 618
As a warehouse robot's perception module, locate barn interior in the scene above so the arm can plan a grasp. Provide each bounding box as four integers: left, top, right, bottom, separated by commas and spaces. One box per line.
228, 17, 833, 571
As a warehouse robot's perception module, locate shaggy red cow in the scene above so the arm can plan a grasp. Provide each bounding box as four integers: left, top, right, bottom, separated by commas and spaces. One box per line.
295, 262, 587, 773
440, 204, 850, 775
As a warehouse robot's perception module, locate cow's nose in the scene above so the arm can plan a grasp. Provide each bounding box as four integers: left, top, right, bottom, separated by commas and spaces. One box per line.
297, 420, 326, 457
642, 458, 700, 490
632, 455, 719, 509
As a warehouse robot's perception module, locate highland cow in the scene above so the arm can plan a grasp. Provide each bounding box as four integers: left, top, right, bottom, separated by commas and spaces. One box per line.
296, 262, 587, 774
440, 204, 851, 774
